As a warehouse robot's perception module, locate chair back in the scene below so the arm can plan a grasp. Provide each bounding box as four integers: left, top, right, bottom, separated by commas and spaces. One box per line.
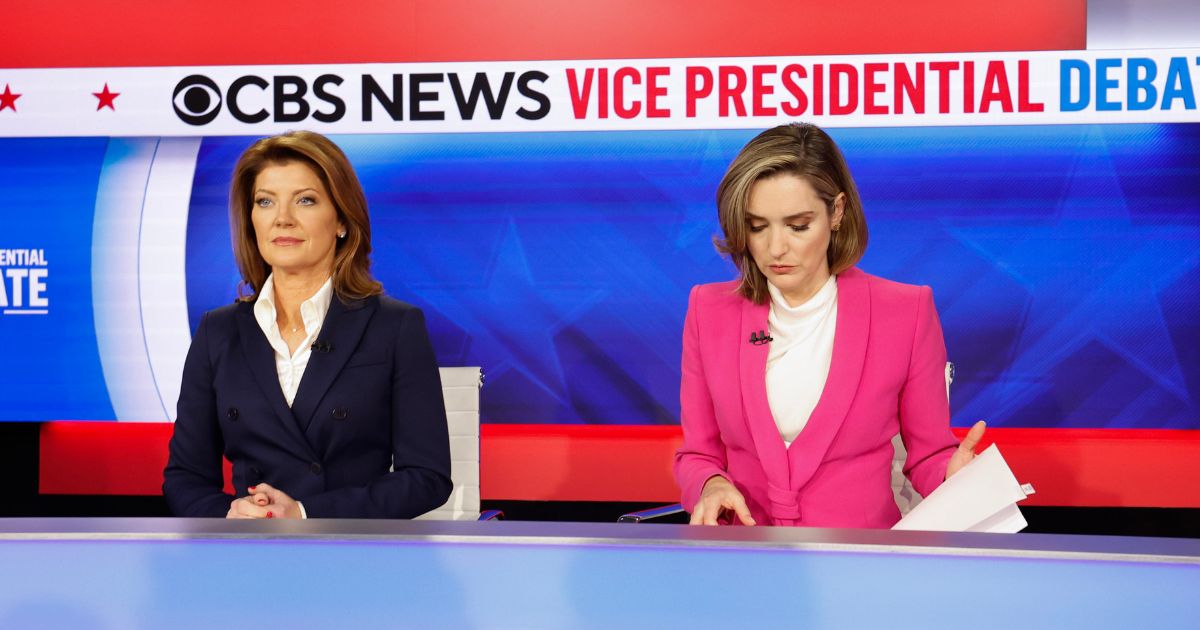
415, 367, 483, 520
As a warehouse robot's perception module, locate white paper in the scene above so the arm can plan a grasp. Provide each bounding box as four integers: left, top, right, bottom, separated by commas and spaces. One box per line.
892, 444, 1032, 533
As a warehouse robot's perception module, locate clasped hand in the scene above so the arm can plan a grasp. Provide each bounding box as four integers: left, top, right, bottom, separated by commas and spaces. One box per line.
226, 483, 302, 519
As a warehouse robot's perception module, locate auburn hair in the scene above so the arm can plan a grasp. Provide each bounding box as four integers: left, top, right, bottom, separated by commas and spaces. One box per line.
228, 130, 382, 301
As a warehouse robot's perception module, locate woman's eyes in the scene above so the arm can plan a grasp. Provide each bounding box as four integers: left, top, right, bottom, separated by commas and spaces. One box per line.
253, 197, 318, 207
748, 224, 810, 233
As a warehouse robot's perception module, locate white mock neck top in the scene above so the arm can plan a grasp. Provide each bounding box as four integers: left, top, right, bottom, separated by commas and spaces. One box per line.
765, 275, 838, 445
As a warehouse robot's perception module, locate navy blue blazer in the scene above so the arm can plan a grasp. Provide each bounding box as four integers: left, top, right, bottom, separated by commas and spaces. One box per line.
163, 294, 452, 518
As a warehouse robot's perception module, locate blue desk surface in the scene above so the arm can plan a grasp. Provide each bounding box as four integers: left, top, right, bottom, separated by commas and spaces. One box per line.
2, 518, 1198, 629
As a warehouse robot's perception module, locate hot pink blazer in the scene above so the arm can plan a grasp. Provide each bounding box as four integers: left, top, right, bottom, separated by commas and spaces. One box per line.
674, 267, 958, 528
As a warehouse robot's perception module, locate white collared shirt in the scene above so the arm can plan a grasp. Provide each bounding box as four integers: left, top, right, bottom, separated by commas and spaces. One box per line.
765, 275, 838, 446
253, 274, 334, 407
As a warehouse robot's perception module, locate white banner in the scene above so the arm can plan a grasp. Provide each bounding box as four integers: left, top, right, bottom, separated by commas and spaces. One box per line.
1, 48, 1198, 137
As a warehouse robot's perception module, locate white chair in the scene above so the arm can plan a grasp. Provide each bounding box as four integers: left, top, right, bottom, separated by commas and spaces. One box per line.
415, 366, 500, 521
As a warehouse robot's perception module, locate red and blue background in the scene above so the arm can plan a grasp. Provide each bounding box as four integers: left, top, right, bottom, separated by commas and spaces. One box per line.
2, 0, 1198, 513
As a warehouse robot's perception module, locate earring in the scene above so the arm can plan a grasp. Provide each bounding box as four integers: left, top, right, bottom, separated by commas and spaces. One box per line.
337, 230, 347, 239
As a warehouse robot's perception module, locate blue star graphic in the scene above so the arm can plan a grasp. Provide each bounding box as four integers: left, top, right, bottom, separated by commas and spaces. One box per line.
945, 127, 1200, 425
405, 221, 607, 417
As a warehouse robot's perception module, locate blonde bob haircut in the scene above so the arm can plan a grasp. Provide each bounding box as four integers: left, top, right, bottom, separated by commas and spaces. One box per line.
229, 130, 382, 302
715, 122, 868, 305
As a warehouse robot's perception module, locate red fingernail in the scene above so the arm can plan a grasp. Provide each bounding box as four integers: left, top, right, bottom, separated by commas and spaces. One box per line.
249, 486, 256, 492
266, 511, 274, 519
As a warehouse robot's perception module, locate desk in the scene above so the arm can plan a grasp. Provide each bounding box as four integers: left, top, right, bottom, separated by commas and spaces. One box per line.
1, 518, 1197, 628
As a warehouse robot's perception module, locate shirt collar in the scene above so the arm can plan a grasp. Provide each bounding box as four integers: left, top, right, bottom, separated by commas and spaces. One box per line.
768, 274, 837, 321
253, 273, 335, 334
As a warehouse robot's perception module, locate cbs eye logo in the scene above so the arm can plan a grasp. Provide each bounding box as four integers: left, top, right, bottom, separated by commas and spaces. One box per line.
172, 75, 222, 125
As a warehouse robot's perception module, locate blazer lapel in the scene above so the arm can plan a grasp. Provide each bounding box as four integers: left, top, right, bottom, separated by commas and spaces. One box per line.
738, 297, 791, 488
290, 295, 376, 434
788, 268, 870, 489
235, 305, 318, 461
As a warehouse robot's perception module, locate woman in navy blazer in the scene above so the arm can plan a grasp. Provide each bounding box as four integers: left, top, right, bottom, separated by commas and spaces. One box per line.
164, 131, 452, 519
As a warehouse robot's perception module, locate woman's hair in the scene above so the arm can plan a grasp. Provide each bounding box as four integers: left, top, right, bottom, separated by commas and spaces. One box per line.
229, 130, 382, 301
715, 122, 868, 304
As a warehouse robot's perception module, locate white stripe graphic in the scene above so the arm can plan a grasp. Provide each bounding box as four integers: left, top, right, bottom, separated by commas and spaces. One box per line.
139, 137, 201, 422
92, 137, 200, 421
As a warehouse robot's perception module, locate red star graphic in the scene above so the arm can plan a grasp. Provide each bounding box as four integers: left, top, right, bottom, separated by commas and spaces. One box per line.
0, 84, 20, 112
93, 83, 120, 111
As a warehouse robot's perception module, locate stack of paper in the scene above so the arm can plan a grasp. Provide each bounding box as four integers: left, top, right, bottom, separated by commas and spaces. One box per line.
893, 444, 1034, 533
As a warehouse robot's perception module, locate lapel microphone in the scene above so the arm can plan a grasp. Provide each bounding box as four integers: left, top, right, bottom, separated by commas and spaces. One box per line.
311, 340, 334, 353
749, 330, 773, 345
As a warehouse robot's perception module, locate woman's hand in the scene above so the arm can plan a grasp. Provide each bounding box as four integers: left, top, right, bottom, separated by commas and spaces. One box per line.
224, 483, 303, 519
225, 486, 271, 519
946, 420, 987, 479
689, 476, 757, 526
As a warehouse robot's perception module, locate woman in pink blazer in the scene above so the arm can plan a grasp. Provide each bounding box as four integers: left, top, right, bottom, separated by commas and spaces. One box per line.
674, 123, 985, 528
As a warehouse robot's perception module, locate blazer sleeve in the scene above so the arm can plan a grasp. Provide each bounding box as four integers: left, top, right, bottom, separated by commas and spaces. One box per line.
300, 307, 453, 518
673, 285, 733, 512
163, 312, 235, 517
898, 286, 959, 498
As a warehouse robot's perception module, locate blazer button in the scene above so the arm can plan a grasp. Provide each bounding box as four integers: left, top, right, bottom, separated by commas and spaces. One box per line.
227, 408, 239, 421
331, 407, 348, 421
310, 462, 323, 475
